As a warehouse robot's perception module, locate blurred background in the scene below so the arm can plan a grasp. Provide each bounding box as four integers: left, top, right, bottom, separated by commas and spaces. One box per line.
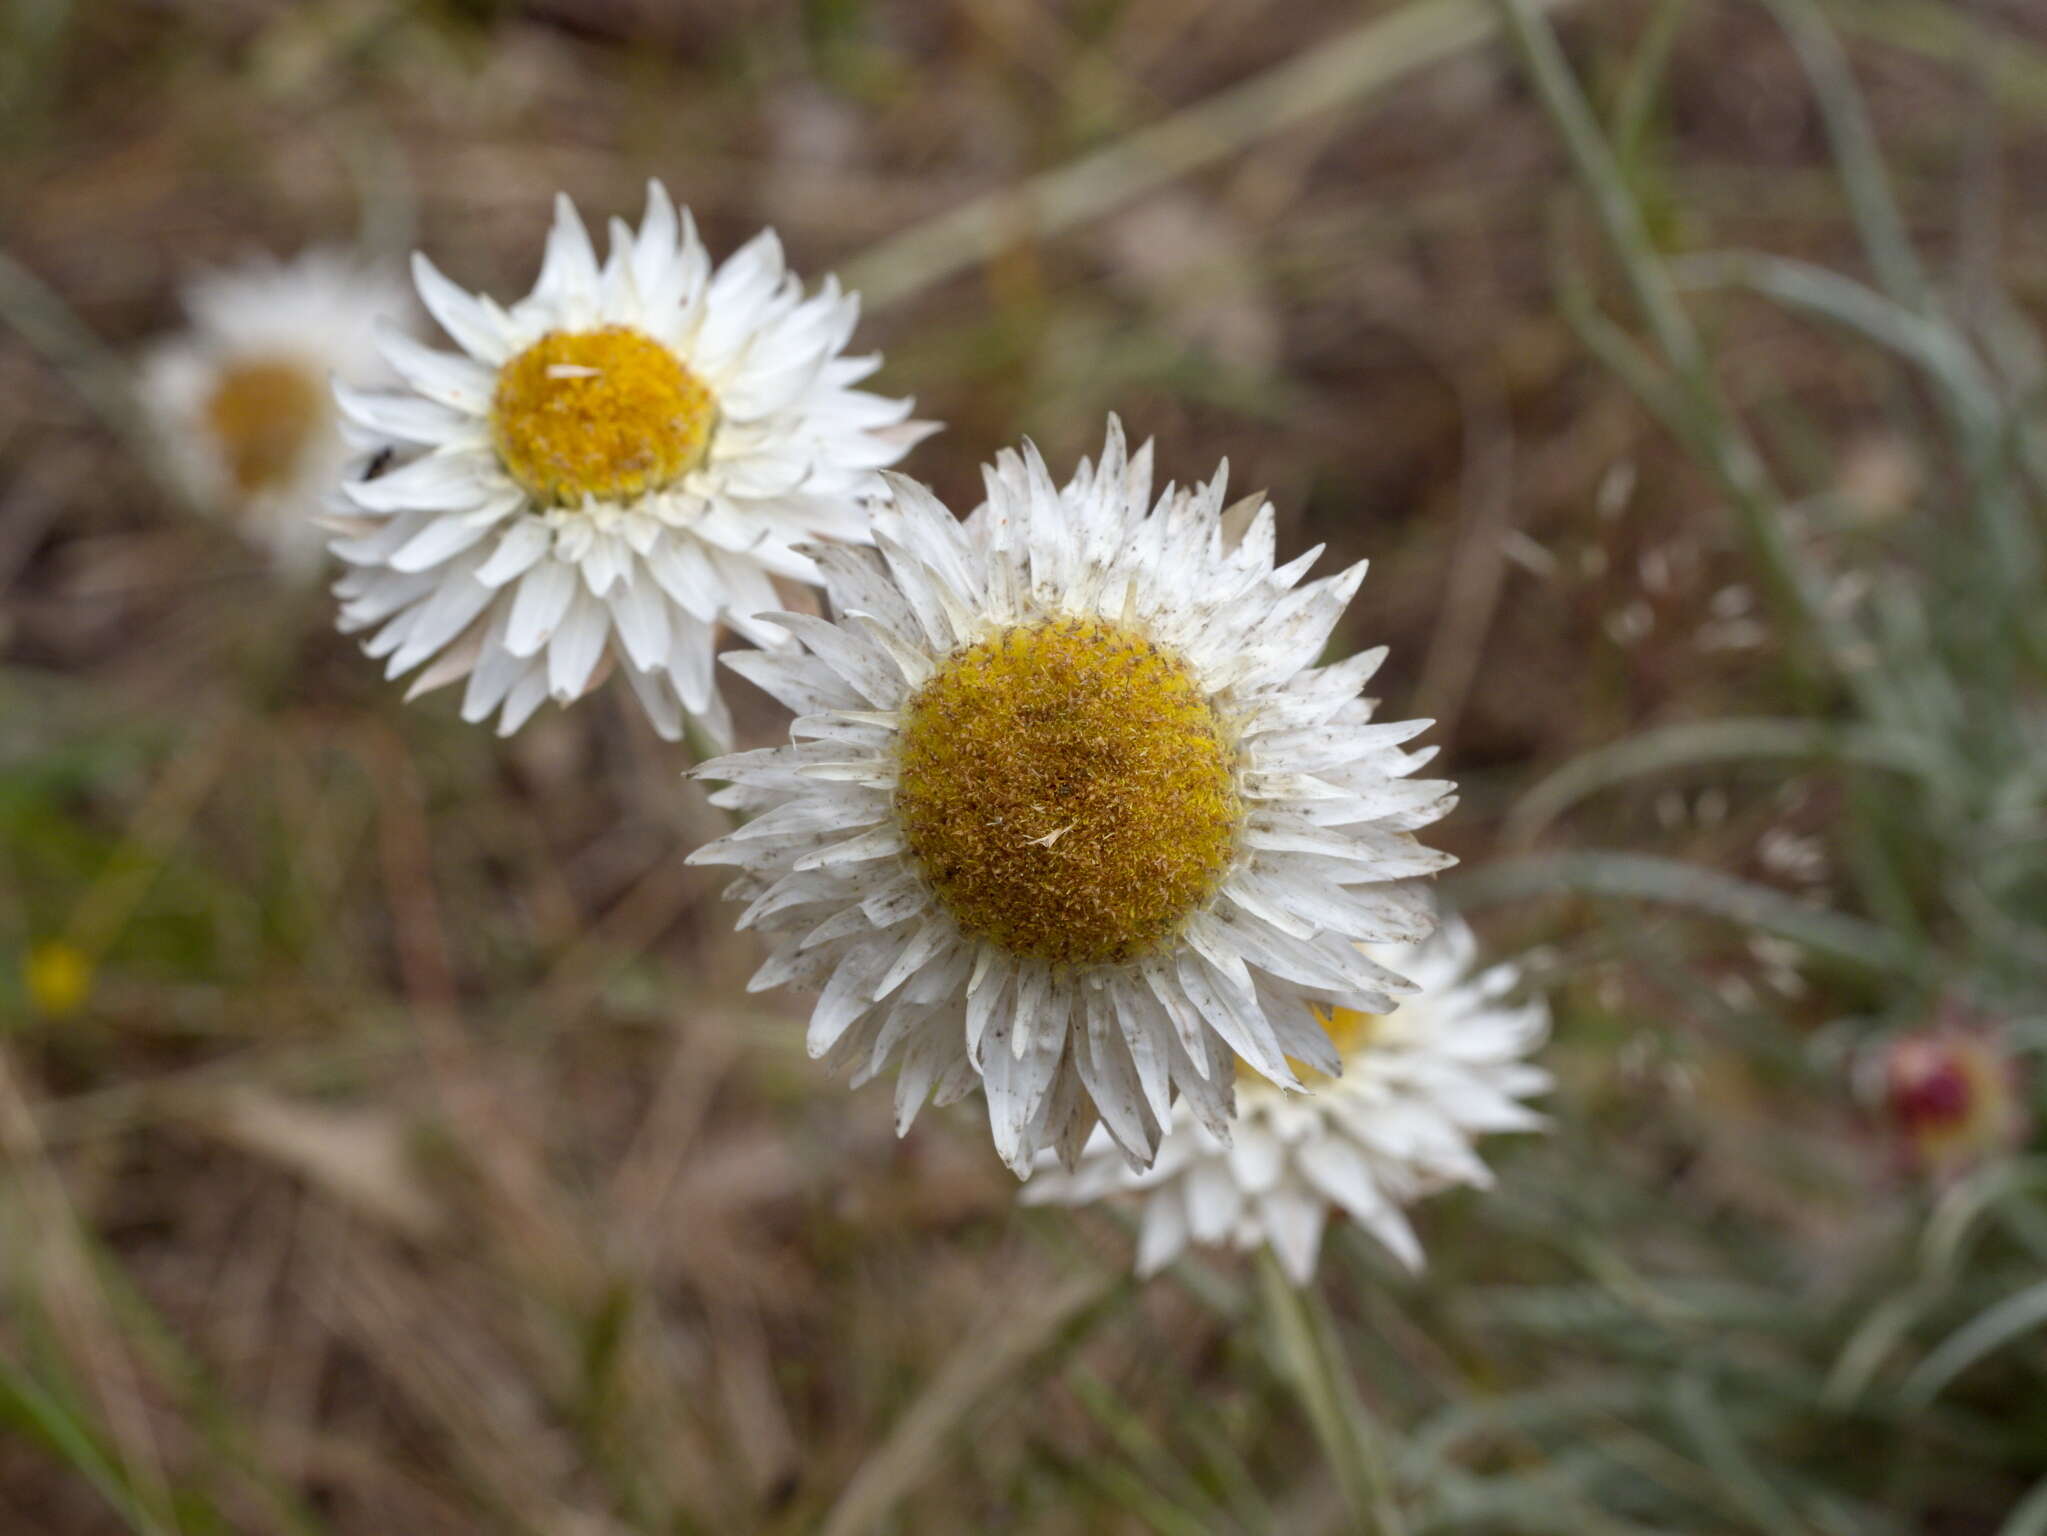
5, 0, 2047, 1531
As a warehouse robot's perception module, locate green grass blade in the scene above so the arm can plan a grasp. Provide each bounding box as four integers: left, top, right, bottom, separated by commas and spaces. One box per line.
0, 1352, 177, 1536
1449, 850, 1923, 975
1756, 0, 1929, 310
1669, 1371, 1813, 1535
1999, 1474, 2047, 1536
1507, 717, 1945, 845
1900, 1280, 2047, 1410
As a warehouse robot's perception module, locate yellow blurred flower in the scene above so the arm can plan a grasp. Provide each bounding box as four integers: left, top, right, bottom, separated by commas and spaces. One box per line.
23, 941, 93, 1019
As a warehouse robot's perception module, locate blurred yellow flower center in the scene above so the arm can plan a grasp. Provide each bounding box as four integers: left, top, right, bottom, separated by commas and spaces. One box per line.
490, 326, 714, 505
1237, 1007, 1380, 1087
205, 357, 325, 494
895, 617, 1239, 966
23, 940, 93, 1019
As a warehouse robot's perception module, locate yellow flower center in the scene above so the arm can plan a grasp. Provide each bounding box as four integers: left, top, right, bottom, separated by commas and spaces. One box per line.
23, 940, 93, 1019
895, 617, 1240, 966
1236, 1007, 1380, 1087
1319, 1006, 1381, 1059
490, 326, 715, 505
204, 357, 326, 494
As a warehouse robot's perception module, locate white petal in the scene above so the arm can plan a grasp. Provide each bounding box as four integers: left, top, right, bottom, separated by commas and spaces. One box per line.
412, 252, 515, 364
378, 330, 495, 414
1134, 1186, 1192, 1276
609, 572, 672, 672
506, 558, 577, 657
1256, 1183, 1329, 1284
346, 452, 493, 514
547, 590, 610, 700
389, 514, 492, 573
475, 518, 555, 587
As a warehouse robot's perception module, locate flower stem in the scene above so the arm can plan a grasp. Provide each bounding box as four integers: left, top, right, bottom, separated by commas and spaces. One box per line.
1257, 1251, 1409, 1536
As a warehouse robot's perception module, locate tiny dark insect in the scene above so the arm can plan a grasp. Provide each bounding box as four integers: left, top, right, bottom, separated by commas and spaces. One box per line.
360, 446, 397, 481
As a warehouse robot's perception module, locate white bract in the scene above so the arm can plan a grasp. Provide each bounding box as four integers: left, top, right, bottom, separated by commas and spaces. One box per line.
1022, 916, 1552, 1282
325, 182, 932, 743
689, 418, 1457, 1176
141, 250, 410, 577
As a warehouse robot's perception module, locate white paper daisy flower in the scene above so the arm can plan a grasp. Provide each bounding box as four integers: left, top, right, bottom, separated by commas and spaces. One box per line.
687, 418, 1458, 1176
1021, 915, 1551, 1283
141, 250, 411, 577
324, 182, 933, 744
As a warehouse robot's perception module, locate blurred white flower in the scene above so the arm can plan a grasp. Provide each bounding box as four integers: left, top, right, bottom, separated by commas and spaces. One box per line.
1022, 916, 1551, 1283
1757, 826, 1828, 887
688, 418, 1456, 1177
1709, 583, 1755, 618
1695, 616, 1768, 653
326, 182, 934, 744
1747, 934, 1808, 999
1603, 598, 1654, 647
141, 249, 410, 577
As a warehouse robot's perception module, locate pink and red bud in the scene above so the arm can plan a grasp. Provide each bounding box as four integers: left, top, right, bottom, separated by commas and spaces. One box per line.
1882, 1022, 2026, 1182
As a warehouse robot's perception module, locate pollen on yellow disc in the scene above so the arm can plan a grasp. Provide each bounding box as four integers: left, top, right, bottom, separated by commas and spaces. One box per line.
895, 617, 1240, 967
205, 358, 325, 494
490, 326, 714, 505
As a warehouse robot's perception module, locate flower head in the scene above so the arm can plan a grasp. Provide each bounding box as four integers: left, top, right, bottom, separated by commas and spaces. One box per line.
1882, 1016, 2025, 1182
140, 250, 411, 576
688, 419, 1458, 1175
1022, 916, 1551, 1282
23, 940, 93, 1020
325, 182, 933, 743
